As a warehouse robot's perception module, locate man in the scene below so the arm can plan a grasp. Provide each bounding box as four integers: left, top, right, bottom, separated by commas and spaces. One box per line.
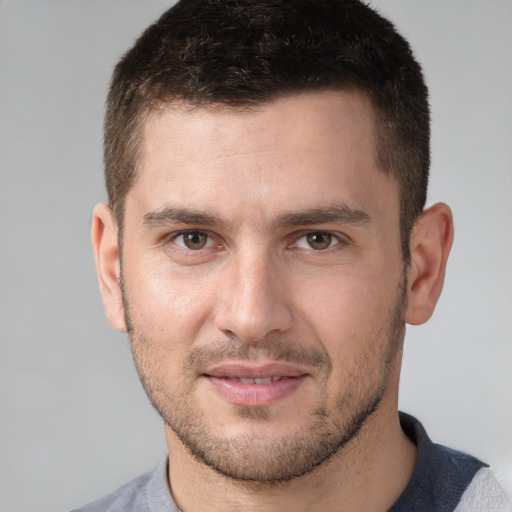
77, 0, 510, 510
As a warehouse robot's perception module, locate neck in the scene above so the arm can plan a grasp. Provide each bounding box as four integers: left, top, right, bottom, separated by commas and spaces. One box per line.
165, 402, 417, 512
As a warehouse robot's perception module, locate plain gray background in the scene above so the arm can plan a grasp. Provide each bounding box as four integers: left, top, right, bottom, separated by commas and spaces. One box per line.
1, 1, 511, 511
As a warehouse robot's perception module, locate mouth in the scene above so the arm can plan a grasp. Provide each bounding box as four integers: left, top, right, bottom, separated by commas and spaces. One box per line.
221, 376, 285, 384
202, 363, 309, 406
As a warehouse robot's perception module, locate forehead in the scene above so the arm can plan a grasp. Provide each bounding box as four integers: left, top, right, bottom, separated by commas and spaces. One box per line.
127, 90, 398, 228
142, 90, 377, 168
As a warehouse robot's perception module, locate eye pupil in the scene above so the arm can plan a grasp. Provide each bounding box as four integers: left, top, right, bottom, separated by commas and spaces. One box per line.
307, 232, 332, 250
183, 232, 208, 249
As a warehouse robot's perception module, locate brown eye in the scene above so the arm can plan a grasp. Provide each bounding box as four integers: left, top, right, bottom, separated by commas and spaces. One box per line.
176, 231, 210, 250
306, 232, 334, 250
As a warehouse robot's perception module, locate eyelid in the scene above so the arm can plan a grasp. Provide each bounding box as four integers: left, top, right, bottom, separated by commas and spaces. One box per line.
159, 228, 348, 252
172, 230, 214, 250
291, 230, 346, 250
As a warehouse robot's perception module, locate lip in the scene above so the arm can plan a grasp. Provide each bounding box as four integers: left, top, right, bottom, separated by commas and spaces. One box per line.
203, 362, 309, 407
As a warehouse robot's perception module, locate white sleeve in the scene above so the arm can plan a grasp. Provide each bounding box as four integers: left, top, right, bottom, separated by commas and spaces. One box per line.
454, 468, 512, 512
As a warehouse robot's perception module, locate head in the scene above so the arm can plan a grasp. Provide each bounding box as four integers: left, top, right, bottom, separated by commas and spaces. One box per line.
104, 0, 430, 260
93, 0, 453, 485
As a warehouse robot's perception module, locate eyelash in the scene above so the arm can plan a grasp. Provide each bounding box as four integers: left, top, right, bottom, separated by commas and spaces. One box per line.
292, 231, 341, 251
165, 230, 345, 253
172, 231, 214, 250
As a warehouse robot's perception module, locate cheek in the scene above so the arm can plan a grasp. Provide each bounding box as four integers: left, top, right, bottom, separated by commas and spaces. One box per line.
123, 259, 217, 346
295, 271, 397, 362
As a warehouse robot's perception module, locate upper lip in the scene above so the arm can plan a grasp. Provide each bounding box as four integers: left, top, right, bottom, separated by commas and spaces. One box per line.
203, 362, 309, 379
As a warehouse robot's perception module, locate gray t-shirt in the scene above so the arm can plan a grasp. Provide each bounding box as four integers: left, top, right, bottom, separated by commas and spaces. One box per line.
72, 413, 507, 512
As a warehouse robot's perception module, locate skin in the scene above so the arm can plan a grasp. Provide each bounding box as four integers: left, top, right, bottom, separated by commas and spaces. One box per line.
92, 90, 453, 511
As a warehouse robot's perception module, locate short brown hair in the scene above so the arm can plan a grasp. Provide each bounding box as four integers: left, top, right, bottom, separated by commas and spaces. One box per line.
104, 0, 430, 259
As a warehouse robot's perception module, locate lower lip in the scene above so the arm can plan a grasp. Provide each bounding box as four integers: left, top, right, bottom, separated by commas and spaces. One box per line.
205, 376, 307, 406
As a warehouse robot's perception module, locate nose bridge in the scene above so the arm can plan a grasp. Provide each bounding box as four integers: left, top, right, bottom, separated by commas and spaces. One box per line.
215, 243, 292, 343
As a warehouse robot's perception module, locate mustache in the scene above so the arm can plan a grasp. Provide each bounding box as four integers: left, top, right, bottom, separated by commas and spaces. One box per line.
182, 336, 332, 374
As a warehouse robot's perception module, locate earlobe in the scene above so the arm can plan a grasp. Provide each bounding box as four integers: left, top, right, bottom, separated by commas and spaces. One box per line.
91, 203, 127, 332
405, 203, 454, 325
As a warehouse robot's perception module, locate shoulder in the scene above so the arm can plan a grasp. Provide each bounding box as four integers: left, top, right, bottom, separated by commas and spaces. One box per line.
454, 468, 512, 512
70, 471, 153, 512
70, 457, 176, 512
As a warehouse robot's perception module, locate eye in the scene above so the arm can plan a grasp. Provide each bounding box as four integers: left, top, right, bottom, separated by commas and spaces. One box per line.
295, 232, 339, 250
174, 231, 213, 250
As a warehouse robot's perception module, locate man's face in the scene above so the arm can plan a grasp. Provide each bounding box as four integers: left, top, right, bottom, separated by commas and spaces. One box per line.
120, 91, 407, 481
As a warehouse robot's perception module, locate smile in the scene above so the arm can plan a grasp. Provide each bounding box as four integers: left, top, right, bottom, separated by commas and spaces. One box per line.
203, 363, 309, 406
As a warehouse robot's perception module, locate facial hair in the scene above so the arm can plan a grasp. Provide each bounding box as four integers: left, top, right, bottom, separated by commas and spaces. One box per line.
123, 271, 408, 484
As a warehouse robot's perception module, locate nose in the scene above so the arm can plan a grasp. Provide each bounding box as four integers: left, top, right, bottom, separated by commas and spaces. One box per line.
214, 248, 293, 343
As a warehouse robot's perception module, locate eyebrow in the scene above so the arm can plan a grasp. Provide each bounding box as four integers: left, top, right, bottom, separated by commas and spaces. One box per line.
142, 204, 370, 230
274, 205, 371, 228
142, 207, 223, 229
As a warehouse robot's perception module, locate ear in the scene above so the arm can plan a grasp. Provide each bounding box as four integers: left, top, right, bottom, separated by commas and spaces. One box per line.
405, 202, 454, 325
91, 203, 127, 332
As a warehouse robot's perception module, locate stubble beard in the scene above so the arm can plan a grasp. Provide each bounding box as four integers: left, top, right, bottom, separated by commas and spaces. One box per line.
123, 272, 408, 484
